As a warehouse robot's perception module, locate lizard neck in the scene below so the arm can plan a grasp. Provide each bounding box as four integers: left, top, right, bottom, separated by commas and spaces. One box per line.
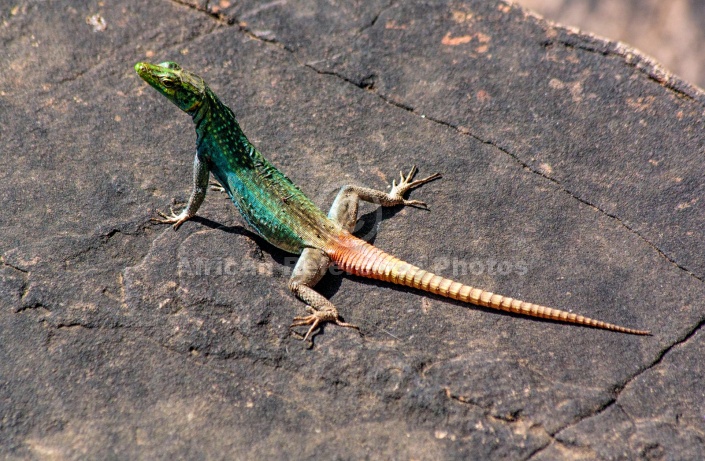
193, 88, 251, 163
191, 95, 210, 135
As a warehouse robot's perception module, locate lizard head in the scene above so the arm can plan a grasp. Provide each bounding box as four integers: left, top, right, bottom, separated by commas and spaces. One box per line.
135, 61, 206, 113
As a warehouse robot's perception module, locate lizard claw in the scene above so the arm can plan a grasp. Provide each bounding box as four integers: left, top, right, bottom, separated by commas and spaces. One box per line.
291, 306, 359, 341
389, 165, 442, 199
152, 204, 190, 230
403, 199, 429, 209
209, 180, 226, 193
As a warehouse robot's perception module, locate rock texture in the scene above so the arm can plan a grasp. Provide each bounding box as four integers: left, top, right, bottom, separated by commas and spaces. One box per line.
1, 0, 703, 459
520, 0, 705, 90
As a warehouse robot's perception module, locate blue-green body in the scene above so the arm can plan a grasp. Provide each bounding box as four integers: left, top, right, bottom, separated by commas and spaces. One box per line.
136, 61, 340, 254
195, 89, 340, 254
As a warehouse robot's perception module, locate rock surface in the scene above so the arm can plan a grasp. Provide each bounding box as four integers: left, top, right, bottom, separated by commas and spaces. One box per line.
1, 0, 703, 459
519, 0, 705, 90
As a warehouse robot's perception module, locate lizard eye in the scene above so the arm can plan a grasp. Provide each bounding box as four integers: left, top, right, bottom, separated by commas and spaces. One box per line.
158, 61, 181, 70
161, 77, 177, 88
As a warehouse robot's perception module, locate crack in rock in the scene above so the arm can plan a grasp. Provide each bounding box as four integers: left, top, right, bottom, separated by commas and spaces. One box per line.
356, 0, 396, 37
528, 316, 705, 459
239, 0, 287, 20
519, 5, 705, 104
170, 0, 234, 24
446, 387, 556, 459
2, 259, 29, 275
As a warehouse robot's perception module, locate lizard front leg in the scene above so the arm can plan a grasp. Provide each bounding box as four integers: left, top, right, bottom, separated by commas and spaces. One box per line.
153, 154, 210, 230
328, 165, 441, 232
289, 247, 359, 341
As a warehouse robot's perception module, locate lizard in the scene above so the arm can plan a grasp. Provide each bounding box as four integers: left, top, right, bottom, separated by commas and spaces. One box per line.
134, 61, 650, 341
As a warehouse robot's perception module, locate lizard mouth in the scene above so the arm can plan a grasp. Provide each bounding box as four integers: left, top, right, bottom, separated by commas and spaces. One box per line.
134, 62, 168, 91
184, 99, 202, 113
134, 62, 205, 113
134, 62, 156, 81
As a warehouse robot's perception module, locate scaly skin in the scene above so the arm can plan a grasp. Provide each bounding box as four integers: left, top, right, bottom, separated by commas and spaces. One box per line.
135, 61, 337, 254
135, 61, 650, 341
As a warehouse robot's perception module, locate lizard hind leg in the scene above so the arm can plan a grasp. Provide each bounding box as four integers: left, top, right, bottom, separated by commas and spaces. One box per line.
327, 165, 442, 232
290, 166, 439, 341
288, 247, 359, 341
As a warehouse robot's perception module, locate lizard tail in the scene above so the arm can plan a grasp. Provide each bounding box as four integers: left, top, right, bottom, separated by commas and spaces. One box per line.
329, 236, 650, 335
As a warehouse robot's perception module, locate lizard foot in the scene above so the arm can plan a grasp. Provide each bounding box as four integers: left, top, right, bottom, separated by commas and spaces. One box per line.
209, 180, 226, 193
389, 165, 442, 208
152, 205, 191, 230
290, 306, 359, 341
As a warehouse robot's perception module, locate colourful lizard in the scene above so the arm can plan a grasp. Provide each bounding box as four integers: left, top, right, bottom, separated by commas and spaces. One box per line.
135, 61, 650, 340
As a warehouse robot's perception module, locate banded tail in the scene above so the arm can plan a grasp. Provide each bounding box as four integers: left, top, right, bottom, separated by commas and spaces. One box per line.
329, 236, 650, 335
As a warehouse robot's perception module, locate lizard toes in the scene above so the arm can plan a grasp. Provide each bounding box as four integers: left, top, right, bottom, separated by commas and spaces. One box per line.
404, 199, 429, 209
290, 314, 322, 341
290, 315, 315, 327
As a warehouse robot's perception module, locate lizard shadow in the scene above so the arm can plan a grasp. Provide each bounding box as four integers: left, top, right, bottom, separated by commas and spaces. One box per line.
191, 205, 530, 337
186, 213, 625, 335
350, 203, 421, 245
189, 217, 346, 342
191, 216, 301, 270
307, 206, 407, 299
190, 216, 347, 304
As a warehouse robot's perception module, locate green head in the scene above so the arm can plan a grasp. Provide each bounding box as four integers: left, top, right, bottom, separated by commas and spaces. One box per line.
135, 61, 206, 113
